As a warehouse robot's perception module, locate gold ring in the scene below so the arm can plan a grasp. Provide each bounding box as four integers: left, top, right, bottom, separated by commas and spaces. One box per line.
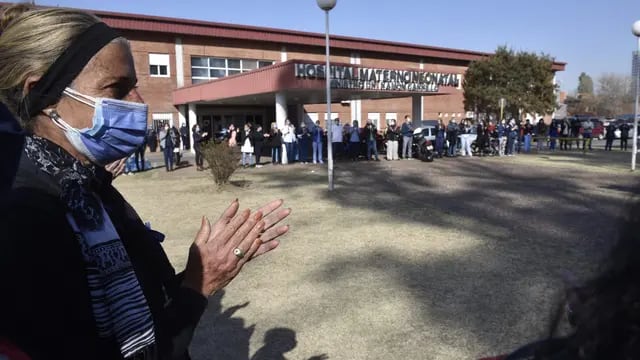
233, 248, 245, 259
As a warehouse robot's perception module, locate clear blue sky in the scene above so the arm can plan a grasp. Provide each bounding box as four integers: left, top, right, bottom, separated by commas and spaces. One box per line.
36, 0, 640, 92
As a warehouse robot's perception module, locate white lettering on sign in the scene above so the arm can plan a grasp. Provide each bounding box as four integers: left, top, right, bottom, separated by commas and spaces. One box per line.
294, 63, 460, 93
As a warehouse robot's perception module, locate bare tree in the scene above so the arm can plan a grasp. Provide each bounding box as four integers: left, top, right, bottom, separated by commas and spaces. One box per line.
596, 73, 634, 116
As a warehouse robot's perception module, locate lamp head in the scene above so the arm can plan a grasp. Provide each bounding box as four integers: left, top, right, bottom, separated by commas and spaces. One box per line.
633, 20, 640, 37
316, 0, 337, 11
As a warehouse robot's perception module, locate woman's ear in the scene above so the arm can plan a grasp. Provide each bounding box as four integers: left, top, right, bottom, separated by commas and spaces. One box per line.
22, 75, 41, 97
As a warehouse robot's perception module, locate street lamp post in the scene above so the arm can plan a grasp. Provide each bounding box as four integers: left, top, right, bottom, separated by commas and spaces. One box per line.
317, 0, 337, 190
632, 20, 640, 171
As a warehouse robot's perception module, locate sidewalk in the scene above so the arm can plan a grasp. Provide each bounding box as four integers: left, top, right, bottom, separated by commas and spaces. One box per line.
134, 149, 195, 170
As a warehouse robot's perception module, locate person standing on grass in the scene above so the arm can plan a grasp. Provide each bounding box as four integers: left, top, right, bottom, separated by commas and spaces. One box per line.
252, 124, 265, 168
385, 119, 400, 160
582, 118, 594, 151
549, 121, 559, 152
459, 119, 473, 157
497, 119, 507, 156
134, 133, 147, 172
560, 118, 571, 150
571, 119, 582, 150
434, 119, 445, 158
312, 120, 324, 164
281, 119, 295, 165
364, 119, 380, 161
620, 123, 630, 151
160, 124, 174, 171
348, 120, 361, 161
298, 123, 311, 164
507, 119, 518, 156
522, 119, 533, 153
536, 118, 547, 152
193, 124, 207, 171
331, 118, 343, 160
401, 115, 414, 159
446, 118, 458, 157
269, 122, 282, 164
240, 123, 254, 168
605, 122, 616, 151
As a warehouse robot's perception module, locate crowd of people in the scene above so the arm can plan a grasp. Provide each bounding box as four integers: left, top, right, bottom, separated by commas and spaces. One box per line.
205, 114, 634, 170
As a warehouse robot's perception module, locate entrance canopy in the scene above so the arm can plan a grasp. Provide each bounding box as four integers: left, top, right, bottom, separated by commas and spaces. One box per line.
173, 59, 462, 106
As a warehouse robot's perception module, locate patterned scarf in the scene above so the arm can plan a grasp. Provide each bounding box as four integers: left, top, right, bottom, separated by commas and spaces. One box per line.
23, 136, 156, 358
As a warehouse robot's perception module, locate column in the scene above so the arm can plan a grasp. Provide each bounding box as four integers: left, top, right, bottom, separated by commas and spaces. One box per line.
350, 98, 362, 122
175, 37, 185, 88
281, 46, 288, 62
412, 95, 423, 122
276, 92, 287, 129
188, 103, 196, 153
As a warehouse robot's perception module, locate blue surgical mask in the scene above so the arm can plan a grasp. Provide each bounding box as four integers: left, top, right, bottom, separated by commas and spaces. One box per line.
49, 87, 148, 166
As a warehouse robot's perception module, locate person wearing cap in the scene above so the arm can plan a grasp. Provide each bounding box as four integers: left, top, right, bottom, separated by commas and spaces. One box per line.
0, 4, 291, 359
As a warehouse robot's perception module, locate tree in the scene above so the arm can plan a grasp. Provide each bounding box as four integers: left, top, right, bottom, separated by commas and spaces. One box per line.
463, 46, 557, 120
595, 73, 633, 116
577, 72, 594, 96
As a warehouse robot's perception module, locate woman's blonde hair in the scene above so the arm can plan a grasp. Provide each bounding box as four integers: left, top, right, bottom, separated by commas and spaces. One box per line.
0, 4, 101, 127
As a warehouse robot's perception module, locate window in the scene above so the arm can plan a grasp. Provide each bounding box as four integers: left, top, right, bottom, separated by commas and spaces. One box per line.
385, 113, 397, 124
323, 113, 339, 121
152, 113, 173, 129
191, 57, 275, 83
368, 113, 381, 128
306, 113, 319, 122
149, 54, 170, 77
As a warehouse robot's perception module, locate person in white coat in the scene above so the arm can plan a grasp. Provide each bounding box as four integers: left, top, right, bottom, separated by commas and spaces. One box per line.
281, 119, 296, 165
331, 119, 343, 160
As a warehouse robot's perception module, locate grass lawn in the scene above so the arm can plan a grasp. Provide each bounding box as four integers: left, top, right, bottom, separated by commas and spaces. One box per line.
115, 150, 638, 360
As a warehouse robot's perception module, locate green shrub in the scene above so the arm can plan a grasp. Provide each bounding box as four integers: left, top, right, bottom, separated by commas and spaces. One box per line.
201, 141, 239, 188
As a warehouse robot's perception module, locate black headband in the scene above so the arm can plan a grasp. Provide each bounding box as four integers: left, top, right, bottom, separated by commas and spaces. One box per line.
21, 22, 121, 118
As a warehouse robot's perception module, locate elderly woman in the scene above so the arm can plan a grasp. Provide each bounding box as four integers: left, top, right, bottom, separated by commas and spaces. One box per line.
0, 4, 291, 360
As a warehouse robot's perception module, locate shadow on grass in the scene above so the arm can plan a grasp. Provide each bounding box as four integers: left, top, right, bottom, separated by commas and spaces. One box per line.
190, 290, 328, 360
254, 157, 638, 355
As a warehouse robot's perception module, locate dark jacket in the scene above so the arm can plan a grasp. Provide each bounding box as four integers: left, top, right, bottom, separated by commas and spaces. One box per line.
269, 128, 282, 147
0, 103, 23, 208
536, 122, 547, 137
193, 130, 205, 150
446, 122, 459, 141
606, 124, 616, 140
621, 124, 630, 138
386, 125, 400, 141
363, 124, 378, 141
0, 152, 208, 360
170, 128, 181, 149
252, 129, 265, 145
401, 122, 414, 137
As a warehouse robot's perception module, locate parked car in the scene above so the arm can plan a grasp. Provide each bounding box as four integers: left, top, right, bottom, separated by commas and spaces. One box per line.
569, 117, 604, 140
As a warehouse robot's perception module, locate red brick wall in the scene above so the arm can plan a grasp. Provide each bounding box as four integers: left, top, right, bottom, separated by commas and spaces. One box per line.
122, 30, 470, 129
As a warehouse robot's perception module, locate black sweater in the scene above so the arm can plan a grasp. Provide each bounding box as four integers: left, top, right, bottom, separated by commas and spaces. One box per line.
0, 153, 208, 360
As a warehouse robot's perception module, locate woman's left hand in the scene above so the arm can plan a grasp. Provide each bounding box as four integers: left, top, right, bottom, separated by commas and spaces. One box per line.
105, 158, 127, 179
209, 199, 291, 259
